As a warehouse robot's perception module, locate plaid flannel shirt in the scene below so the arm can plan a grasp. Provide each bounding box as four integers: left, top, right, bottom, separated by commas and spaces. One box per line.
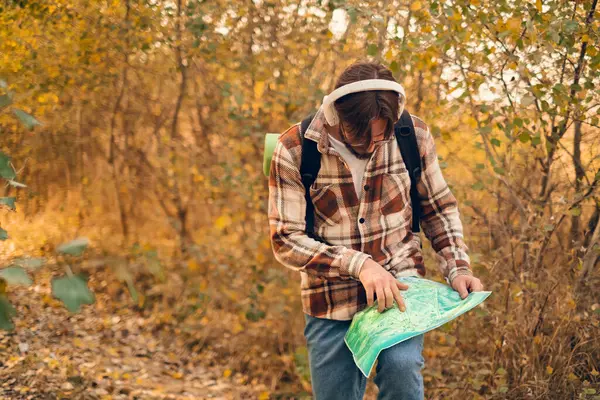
268, 112, 473, 320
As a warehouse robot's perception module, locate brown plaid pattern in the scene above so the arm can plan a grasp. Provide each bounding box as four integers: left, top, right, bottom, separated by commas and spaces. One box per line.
268, 112, 472, 320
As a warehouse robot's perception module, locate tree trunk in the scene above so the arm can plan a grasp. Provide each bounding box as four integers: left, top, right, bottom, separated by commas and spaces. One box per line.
570, 120, 583, 246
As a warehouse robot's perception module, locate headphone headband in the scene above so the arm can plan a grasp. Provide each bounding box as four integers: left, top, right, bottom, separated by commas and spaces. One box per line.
322, 79, 406, 126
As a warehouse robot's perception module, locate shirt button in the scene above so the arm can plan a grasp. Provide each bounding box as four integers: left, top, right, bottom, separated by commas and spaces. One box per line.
364, 185, 369, 191
359, 218, 365, 224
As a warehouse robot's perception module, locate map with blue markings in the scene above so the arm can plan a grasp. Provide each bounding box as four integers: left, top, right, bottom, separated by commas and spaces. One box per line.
344, 276, 492, 377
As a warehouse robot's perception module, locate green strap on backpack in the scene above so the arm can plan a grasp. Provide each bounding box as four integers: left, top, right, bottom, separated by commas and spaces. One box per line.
263, 109, 423, 234
262, 133, 280, 177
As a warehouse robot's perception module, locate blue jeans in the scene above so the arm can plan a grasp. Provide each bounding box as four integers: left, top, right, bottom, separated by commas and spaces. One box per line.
303, 313, 425, 400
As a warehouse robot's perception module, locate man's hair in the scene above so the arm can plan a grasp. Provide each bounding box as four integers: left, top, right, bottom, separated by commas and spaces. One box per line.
333, 60, 400, 149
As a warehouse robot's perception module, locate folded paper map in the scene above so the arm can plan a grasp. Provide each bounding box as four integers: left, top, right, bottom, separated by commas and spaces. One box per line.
344, 276, 492, 377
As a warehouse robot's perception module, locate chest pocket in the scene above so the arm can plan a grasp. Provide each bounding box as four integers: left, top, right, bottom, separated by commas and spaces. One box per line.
380, 172, 412, 228
309, 184, 342, 227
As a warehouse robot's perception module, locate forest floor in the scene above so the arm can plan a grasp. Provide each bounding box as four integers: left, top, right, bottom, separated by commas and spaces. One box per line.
0, 263, 267, 400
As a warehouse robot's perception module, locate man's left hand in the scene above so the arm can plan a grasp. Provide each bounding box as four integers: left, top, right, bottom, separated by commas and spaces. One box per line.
451, 275, 484, 299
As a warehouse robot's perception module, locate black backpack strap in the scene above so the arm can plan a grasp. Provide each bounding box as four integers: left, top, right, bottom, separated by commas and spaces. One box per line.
299, 114, 320, 239
394, 109, 422, 233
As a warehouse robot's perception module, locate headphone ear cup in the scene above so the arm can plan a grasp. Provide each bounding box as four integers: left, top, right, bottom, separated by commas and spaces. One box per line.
397, 104, 404, 120
324, 104, 339, 126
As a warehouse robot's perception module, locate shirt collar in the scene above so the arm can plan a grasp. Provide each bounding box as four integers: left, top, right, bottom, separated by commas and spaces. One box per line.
303, 112, 331, 154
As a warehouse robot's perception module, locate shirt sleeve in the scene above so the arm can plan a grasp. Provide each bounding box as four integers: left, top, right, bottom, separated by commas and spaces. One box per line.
416, 124, 473, 285
268, 137, 372, 280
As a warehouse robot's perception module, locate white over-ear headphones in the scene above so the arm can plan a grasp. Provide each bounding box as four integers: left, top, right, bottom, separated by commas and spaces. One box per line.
321, 79, 406, 126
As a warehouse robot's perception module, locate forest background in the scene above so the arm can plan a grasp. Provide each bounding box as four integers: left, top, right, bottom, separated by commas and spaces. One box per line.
0, 0, 599, 399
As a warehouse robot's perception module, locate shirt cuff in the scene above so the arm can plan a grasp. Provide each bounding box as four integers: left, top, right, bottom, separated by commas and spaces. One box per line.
340, 249, 372, 279
445, 266, 473, 285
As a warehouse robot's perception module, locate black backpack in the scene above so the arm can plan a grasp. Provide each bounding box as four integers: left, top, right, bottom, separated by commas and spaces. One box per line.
299, 108, 422, 239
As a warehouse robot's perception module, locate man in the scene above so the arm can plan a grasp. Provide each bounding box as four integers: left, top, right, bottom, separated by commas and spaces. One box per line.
268, 60, 484, 399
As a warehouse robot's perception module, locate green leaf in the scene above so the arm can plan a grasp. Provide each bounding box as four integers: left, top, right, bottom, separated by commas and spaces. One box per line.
51, 274, 95, 312
0, 266, 32, 286
112, 262, 138, 302
245, 306, 266, 322
347, 7, 358, 23
367, 44, 378, 56
0, 151, 16, 180
544, 224, 554, 232
521, 95, 536, 106
491, 138, 501, 147
479, 126, 492, 135
125, 280, 138, 303
564, 20, 578, 33
0, 94, 12, 108
472, 181, 485, 190
144, 251, 165, 282
12, 109, 42, 130
57, 237, 89, 256
0, 227, 7, 241
570, 207, 582, 217
518, 133, 530, 143
234, 92, 244, 107
11, 257, 45, 270
0, 197, 16, 210
0, 295, 16, 331
552, 83, 566, 93
293, 346, 311, 382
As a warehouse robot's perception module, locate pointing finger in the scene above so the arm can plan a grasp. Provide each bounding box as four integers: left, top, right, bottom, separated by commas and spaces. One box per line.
391, 284, 406, 312
384, 287, 394, 310
366, 285, 374, 307
376, 286, 386, 313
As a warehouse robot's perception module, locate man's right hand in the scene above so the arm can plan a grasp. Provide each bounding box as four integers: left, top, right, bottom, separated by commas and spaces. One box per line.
358, 259, 409, 313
